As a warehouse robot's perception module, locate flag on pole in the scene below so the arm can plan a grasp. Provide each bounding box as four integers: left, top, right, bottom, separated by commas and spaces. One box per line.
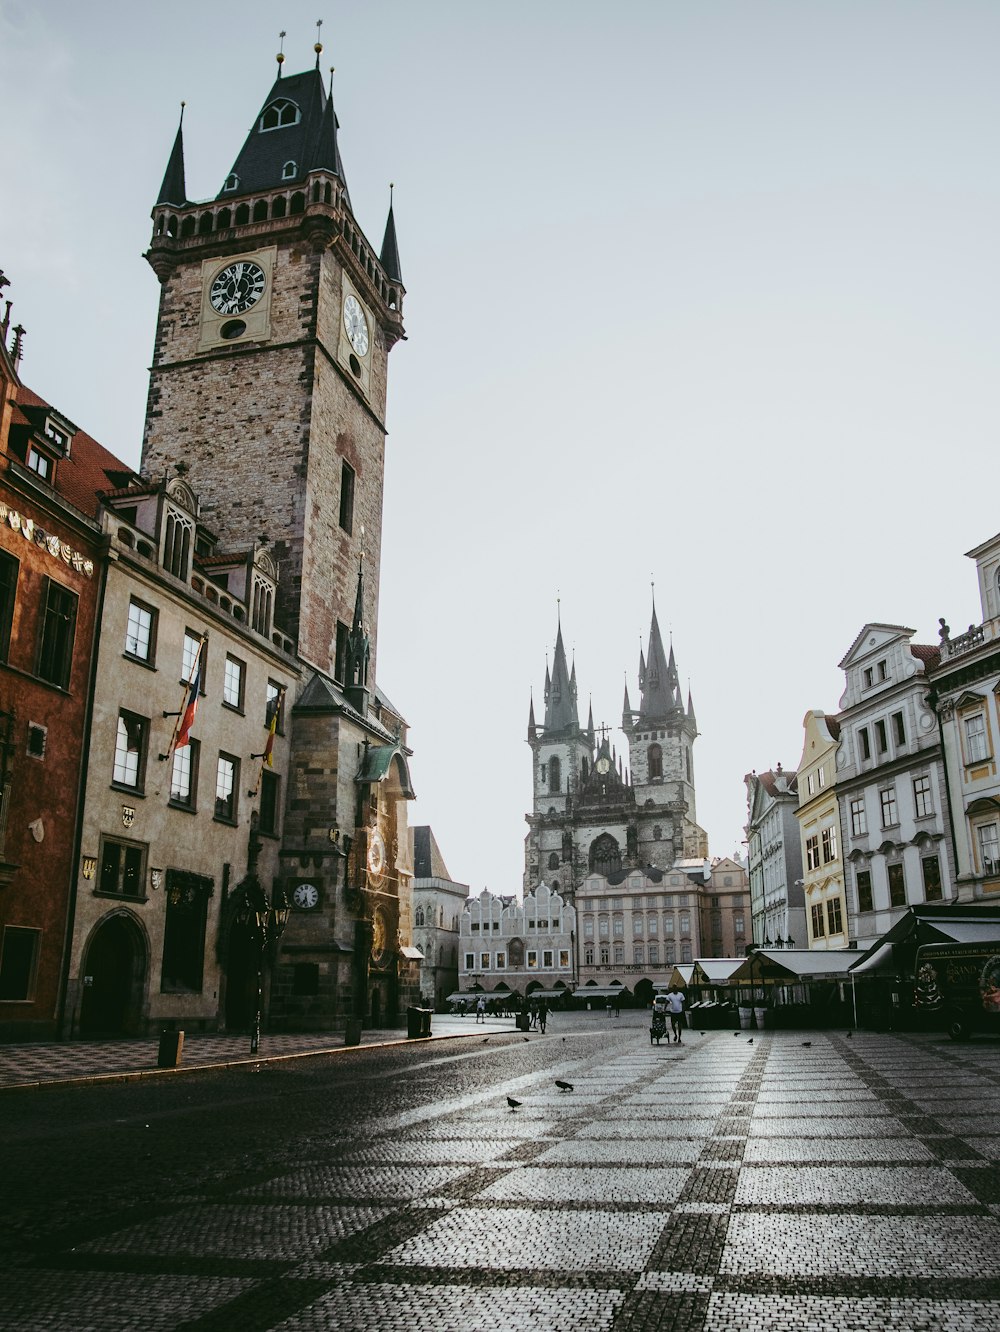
176, 639, 205, 750
262, 690, 280, 767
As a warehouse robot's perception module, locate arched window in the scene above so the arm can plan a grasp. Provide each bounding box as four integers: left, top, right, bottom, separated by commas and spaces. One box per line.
259, 99, 300, 131
223, 173, 239, 192
648, 743, 663, 779
548, 755, 561, 794
281, 160, 297, 181
414, 907, 424, 927
509, 938, 524, 967
685, 749, 692, 782
548, 852, 559, 870
162, 510, 192, 580
589, 833, 621, 877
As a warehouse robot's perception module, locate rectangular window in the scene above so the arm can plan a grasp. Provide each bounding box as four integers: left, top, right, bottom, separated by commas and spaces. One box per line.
214, 753, 239, 823
558, 949, 570, 967
223, 655, 245, 710
875, 719, 888, 754
113, 711, 149, 790
888, 862, 906, 907
160, 871, 209, 993
527, 950, 538, 969
633, 944, 644, 964
125, 599, 156, 662
259, 770, 280, 836
818, 765, 826, 788
965, 714, 989, 763
334, 621, 350, 685
806, 835, 820, 871
863, 667, 874, 689
495, 951, 506, 969
0, 926, 40, 1001
856, 870, 874, 913
543, 949, 553, 967
858, 727, 871, 761
913, 774, 932, 818
0, 550, 17, 662
922, 854, 943, 902
822, 826, 837, 864
613, 917, 624, 937
27, 446, 52, 479
734, 914, 745, 936
806, 773, 815, 795
266, 680, 284, 731
36, 578, 77, 688
663, 916, 675, 936
811, 902, 826, 937
600, 945, 609, 965
464, 952, 475, 971
614, 944, 624, 964
878, 660, 888, 681
681, 943, 691, 964
880, 786, 898, 827
632, 916, 643, 936
893, 712, 906, 747
647, 914, 658, 935
599, 918, 609, 939
98, 836, 146, 898
169, 739, 199, 808
583, 917, 594, 938
339, 460, 355, 533
850, 797, 867, 837
181, 631, 203, 683
826, 897, 843, 935
649, 944, 659, 964
978, 822, 1000, 876
481, 951, 491, 970
679, 913, 690, 936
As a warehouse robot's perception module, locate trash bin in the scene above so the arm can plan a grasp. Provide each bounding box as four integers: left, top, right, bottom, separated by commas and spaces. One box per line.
344, 1017, 362, 1046
420, 1008, 432, 1037
157, 1029, 184, 1068
754, 1006, 767, 1031
516, 1013, 530, 1032
407, 1006, 432, 1038
738, 1005, 752, 1030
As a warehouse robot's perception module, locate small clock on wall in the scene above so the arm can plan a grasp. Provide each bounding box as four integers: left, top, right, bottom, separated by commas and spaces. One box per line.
337, 278, 373, 396
198, 247, 276, 353
596, 756, 611, 775
367, 828, 387, 886
343, 294, 369, 356
292, 882, 320, 911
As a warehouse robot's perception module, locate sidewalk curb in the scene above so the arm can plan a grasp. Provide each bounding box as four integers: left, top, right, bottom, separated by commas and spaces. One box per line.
0, 1027, 535, 1095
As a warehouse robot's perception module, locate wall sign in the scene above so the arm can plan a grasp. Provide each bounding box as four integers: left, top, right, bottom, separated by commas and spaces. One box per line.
0, 504, 95, 578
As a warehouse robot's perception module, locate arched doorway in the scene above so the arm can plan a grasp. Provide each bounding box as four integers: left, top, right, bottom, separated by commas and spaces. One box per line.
225, 916, 257, 1032
634, 977, 654, 1007
80, 914, 146, 1036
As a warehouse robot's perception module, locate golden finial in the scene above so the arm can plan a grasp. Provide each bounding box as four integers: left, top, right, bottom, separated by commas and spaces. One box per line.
315, 17, 323, 67
276, 30, 286, 74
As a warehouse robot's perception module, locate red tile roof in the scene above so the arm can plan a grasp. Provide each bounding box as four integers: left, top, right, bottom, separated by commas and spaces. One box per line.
911, 644, 941, 669
14, 386, 137, 519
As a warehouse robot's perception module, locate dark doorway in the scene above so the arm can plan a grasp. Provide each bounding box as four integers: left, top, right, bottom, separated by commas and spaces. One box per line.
370, 986, 382, 1028
634, 978, 654, 1007
80, 915, 145, 1036
225, 917, 257, 1031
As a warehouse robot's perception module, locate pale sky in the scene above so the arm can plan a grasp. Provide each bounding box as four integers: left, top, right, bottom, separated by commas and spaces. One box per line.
2, 1, 996, 895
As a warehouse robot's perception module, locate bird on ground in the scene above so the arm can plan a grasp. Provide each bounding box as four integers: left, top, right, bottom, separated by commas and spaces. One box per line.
846, 1031, 853, 1039
733, 1032, 740, 1037
507, 1096, 522, 1110
801, 1041, 812, 1047
482, 1037, 490, 1043
747, 1038, 753, 1044
555, 1079, 574, 1092
698, 1031, 705, 1036
522, 1037, 529, 1042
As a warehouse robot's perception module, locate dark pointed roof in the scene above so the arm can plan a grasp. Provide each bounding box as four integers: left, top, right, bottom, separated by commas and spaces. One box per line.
219, 68, 349, 199
412, 826, 452, 880
638, 602, 682, 722
380, 193, 402, 283
156, 111, 187, 207
544, 618, 579, 732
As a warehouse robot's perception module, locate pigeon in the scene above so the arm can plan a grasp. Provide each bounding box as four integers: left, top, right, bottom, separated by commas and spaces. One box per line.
801, 1041, 812, 1048
523, 1037, 529, 1042
698, 1031, 705, 1036
507, 1096, 522, 1110
846, 1031, 853, 1039
555, 1079, 574, 1092
733, 1032, 740, 1037
747, 1038, 753, 1044
482, 1037, 490, 1043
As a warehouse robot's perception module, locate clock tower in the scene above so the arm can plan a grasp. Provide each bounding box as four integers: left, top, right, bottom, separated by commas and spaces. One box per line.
142, 52, 404, 679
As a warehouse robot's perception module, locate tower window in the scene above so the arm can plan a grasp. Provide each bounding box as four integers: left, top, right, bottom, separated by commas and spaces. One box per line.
339, 461, 355, 534
281, 160, 297, 181
223, 173, 239, 192
27, 447, 52, 480
647, 743, 663, 779
548, 755, 561, 794
259, 99, 300, 131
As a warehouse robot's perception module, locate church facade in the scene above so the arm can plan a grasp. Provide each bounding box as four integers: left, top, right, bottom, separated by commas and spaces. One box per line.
525, 601, 708, 906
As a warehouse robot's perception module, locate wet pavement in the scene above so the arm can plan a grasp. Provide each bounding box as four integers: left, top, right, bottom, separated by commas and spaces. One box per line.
1, 1014, 999, 1330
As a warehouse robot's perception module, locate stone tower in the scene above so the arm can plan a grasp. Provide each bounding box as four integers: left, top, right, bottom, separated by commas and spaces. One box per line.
142, 53, 404, 679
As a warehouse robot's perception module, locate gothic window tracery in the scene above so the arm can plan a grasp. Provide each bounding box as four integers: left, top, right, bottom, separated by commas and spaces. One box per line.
589, 833, 621, 877
548, 756, 561, 794
260, 99, 300, 131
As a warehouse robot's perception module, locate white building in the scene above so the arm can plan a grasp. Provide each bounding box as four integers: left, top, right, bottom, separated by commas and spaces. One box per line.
459, 883, 575, 1004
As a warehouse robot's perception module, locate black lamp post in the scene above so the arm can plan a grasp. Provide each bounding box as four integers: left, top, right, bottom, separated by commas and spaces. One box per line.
235, 811, 291, 1054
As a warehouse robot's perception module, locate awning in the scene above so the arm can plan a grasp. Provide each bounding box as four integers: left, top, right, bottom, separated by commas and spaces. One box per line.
577, 986, 632, 998
729, 950, 858, 983
400, 945, 424, 960
692, 958, 745, 984
528, 988, 572, 1000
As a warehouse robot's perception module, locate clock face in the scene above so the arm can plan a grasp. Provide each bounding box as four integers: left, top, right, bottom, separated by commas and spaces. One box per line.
596, 757, 611, 775
292, 882, 319, 910
210, 261, 267, 315
343, 294, 370, 356
367, 828, 386, 878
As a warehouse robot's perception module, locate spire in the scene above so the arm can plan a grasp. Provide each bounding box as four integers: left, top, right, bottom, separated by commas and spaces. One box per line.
344, 551, 370, 715
687, 687, 696, 726
544, 616, 579, 733
586, 699, 595, 748
638, 595, 681, 722
528, 695, 537, 741
622, 676, 632, 727
156, 104, 188, 208
380, 184, 403, 283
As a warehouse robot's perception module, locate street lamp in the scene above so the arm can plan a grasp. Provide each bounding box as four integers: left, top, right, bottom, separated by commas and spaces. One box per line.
234, 811, 291, 1053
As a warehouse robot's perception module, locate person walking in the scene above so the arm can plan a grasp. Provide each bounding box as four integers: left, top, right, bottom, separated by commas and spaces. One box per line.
476, 995, 486, 1024
538, 1000, 548, 1034
666, 985, 686, 1043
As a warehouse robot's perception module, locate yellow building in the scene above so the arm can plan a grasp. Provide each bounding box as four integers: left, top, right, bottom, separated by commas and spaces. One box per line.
796, 710, 848, 949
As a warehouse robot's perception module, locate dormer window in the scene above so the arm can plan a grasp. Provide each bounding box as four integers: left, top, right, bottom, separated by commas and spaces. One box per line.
223, 173, 239, 192
44, 422, 67, 449
259, 99, 300, 132
27, 447, 52, 481
281, 160, 297, 181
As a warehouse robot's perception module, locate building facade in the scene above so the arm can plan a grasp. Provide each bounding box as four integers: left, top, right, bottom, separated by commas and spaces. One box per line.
411, 825, 467, 1011
524, 601, 708, 905
836, 624, 953, 949
930, 534, 1000, 901
698, 856, 751, 958
459, 883, 575, 1002
744, 767, 805, 948
796, 711, 847, 950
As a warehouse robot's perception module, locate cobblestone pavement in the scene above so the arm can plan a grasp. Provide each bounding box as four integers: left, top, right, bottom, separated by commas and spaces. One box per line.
2, 1016, 999, 1330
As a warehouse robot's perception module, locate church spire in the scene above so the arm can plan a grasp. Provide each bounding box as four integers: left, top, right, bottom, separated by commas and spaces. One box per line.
544, 615, 579, 733
344, 551, 370, 716
638, 594, 681, 722
156, 104, 188, 208
380, 184, 403, 283
528, 695, 537, 741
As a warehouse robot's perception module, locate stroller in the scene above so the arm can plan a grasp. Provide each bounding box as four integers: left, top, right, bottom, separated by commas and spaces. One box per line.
650, 994, 669, 1045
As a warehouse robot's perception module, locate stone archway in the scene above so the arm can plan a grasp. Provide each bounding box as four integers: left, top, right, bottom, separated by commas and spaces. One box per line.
634, 977, 654, 1007
79, 913, 147, 1036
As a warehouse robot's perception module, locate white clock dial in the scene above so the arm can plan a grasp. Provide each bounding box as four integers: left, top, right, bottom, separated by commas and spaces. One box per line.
210, 261, 267, 315
292, 882, 319, 910
367, 828, 386, 877
343, 294, 370, 356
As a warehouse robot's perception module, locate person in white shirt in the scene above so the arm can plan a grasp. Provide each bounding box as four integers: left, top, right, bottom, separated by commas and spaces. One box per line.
665, 986, 686, 1043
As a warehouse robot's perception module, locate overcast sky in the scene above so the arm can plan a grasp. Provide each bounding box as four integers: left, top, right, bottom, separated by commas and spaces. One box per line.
2, 1, 996, 895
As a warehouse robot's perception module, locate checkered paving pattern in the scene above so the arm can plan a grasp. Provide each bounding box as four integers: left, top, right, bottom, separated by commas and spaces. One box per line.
6, 1029, 1000, 1330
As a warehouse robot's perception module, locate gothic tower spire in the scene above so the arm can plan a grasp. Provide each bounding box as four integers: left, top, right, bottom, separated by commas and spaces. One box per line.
156, 104, 188, 208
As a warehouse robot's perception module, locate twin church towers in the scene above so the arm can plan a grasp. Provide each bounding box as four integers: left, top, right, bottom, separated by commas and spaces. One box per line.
525, 602, 708, 901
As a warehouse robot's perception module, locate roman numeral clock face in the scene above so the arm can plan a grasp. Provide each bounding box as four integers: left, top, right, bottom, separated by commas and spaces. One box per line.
209, 261, 267, 315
